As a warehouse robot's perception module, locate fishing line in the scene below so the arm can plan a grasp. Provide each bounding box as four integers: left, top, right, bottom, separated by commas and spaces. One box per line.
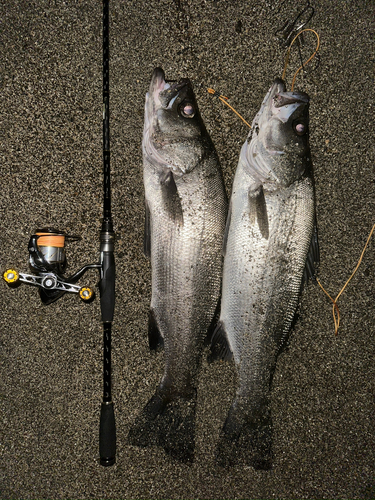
275, 0, 315, 47
207, 88, 252, 129
282, 28, 320, 90
207, 29, 320, 126
317, 223, 375, 335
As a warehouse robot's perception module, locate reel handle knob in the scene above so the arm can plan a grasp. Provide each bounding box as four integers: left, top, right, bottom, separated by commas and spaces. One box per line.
79, 287, 95, 302
3, 269, 21, 288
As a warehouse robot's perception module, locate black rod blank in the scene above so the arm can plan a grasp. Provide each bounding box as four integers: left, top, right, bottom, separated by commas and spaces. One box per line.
103, 0, 111, 221
99, 0, 116, 467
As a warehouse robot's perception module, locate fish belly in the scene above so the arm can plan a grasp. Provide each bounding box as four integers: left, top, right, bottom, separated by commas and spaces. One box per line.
148, 160, 225, 392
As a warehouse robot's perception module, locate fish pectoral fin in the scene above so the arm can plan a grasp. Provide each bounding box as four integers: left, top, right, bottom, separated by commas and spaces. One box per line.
148, 308, 164, 351
144, 201, 151, 258
222, 201, 232, 257
303, 219, 320, 283
248, 185, 269, 240
208, 321, 233, 363
160, 170, 183, 225
204, 296, 222, 347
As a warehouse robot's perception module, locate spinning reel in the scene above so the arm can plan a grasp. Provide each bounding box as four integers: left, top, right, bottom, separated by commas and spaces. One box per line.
3, 227, 99, 305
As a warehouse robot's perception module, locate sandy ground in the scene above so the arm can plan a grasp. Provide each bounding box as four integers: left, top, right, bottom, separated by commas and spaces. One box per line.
1, 1, 374, 498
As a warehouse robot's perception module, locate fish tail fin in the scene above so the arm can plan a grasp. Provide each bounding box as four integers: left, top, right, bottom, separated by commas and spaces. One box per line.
128, 386, 197, 464
207, 321, 233, 362
215, 400, 273, 470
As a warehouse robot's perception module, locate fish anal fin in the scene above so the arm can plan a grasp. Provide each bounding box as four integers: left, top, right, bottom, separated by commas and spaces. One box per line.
303, 220, 320, 284
148, 308, 164, 351
248, 185, 269, 240
204, 296, 221, 347
208, 321, 233, 363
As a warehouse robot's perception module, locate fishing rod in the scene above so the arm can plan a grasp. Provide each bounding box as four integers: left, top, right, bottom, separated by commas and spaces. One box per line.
99, 0, 116, 467
3, 0, 116, 467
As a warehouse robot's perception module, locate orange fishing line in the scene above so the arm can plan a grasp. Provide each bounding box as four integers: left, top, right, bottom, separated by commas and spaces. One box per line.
282, 28, 320, 90
317, 223, 375, 335
207, 88, 252, 129
36, 232, 65, 248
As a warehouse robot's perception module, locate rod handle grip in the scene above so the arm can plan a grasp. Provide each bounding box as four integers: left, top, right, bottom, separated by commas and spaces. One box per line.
99, 401, 116, 466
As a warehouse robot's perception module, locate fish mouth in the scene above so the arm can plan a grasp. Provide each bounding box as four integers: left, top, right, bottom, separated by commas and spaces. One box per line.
265, 78, 309, 106
268, 79, 309, 111
149, 67, 191, 109
250, 78, 310, 129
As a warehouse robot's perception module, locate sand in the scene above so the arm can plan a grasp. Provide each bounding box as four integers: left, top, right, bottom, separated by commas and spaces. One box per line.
1, 1, 374, 498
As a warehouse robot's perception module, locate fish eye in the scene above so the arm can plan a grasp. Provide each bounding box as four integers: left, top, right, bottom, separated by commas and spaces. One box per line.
293, 120, 307, 136
179, 102, 196, 118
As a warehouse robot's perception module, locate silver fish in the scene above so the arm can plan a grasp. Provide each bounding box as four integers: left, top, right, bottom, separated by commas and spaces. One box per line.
211, 79, 319, 469
128, 68, 227, 462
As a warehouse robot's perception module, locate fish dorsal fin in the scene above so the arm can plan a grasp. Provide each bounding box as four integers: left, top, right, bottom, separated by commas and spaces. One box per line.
208, 321, 233, 362
160, 170, 184, 225
144, 201, 151, 258
148, 308, 164, 351
248, 185, 269, 240
303, 220, 320, 283
222, 201, 232, 256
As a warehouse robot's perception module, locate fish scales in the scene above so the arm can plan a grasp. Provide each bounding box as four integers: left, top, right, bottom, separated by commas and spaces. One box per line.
223, 174, 314, 366
147, 158, 226, 390
224, 175, 314, 390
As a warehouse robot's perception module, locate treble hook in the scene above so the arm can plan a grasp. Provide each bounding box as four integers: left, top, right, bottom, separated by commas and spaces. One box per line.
275, 0, 315, 47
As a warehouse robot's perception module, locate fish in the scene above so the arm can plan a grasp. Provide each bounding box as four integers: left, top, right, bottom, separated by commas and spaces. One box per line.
128, 67, 228, 463
210, 78, 319, 470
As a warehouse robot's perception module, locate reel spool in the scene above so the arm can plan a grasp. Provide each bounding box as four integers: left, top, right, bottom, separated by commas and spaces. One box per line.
32, 229, 69, 273
28, 228, 81, 275
3, 228, 98, 304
